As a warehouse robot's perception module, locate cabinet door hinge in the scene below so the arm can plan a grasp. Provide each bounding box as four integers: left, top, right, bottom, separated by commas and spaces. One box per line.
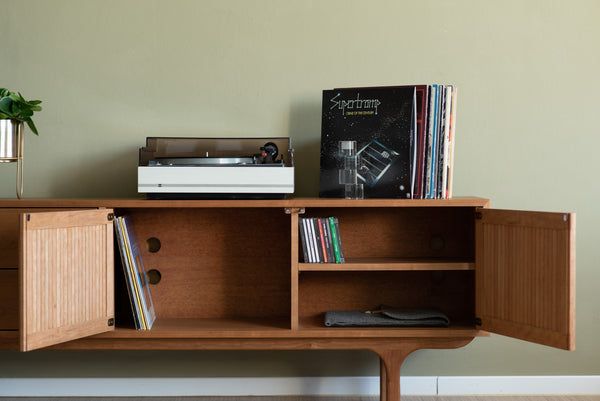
475, 212, 482, 220
475, 317, 482, 326
108, 318, 115, 326
107, 213, 115, 221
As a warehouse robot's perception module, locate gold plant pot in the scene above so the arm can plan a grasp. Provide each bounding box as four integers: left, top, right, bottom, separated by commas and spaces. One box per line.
0, 119, 24, 198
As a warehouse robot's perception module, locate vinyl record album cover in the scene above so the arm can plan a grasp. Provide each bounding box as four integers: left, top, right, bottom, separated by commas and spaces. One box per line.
319, 86, 416, 198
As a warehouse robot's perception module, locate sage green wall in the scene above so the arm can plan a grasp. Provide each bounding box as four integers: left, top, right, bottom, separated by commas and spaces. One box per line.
1, 0, 598, 379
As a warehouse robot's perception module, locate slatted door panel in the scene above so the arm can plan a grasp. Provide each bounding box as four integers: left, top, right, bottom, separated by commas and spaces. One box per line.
476, 209, 575, 350
20, 210, 115, 351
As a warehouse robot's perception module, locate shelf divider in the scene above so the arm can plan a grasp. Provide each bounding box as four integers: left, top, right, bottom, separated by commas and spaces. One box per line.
298, 258, 474, 272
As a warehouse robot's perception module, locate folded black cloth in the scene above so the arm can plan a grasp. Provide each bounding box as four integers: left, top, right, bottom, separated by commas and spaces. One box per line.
324, 305, 450, 327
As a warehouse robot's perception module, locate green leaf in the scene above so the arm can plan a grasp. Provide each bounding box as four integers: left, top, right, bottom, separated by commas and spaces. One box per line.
15, 92, 26, 103
20, 109, 33, 118
8, 93, 21, 102
10, 101, 22, 116
0, 97, 14, 115
25, 118, 39, 135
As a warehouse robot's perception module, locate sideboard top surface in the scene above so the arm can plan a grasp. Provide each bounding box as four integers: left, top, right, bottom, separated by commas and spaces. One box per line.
0, 196, 490, 209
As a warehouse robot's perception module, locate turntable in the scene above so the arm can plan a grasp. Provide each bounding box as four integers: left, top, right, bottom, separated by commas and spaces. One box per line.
138, 137, 294, 199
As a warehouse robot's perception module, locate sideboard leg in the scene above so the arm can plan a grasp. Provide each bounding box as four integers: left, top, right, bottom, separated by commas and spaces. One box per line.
378, 348, 413, 401
374, 338, 475, 401
380, 358, 387, 401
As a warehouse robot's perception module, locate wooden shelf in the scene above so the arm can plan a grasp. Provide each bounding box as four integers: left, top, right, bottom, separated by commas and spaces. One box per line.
296, 316, 486, 338
92, 317, 487, 339
298, 258, 474, 272
101, 318, 291, 338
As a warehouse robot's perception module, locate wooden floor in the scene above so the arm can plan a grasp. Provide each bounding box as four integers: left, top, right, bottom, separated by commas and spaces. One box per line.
404, 398, 600, 401
2, 397, 599, 401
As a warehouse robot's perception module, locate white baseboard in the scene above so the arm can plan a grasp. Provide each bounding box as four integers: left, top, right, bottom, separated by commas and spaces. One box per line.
438, 375, 600, 395
0, 376, 598, 397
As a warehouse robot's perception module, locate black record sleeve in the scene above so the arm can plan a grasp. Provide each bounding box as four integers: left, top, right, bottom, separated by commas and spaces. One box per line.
319, 86, 416, 198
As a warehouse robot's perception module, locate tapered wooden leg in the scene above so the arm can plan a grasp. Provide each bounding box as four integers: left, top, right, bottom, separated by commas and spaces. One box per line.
378, 348, 413, 401
374, 337, 476, 401
380, 358, 387, 401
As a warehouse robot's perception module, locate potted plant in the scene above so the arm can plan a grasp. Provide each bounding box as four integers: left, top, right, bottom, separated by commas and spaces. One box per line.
0, 88, 42, 199
0, 87, 43, 136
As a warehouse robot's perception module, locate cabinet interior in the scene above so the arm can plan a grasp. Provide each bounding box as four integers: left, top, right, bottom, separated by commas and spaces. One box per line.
113, 205, 477, 332
296, 206, 476, 329
113, 207, 292, 330
298, 270, 475, 329
300, 206, 475, 261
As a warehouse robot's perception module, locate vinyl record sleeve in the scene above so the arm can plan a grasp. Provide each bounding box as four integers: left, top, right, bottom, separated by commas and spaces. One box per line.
319, 86, 416, 198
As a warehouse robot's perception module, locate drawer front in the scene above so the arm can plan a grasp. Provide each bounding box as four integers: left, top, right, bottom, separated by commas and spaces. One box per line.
0, 269, 18, 330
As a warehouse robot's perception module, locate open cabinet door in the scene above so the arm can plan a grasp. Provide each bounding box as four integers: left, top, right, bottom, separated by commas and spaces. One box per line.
476, 209, 575, 350
20, 209, 115, 351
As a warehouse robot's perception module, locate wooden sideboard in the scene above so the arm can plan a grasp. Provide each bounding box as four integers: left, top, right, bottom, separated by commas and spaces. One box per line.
0, 197, 575, 401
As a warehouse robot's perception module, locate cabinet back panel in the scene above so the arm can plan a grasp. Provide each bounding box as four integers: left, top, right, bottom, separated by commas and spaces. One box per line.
303, 207, 475, 260
299, 271, 474, 324
119, 208, 291, 320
